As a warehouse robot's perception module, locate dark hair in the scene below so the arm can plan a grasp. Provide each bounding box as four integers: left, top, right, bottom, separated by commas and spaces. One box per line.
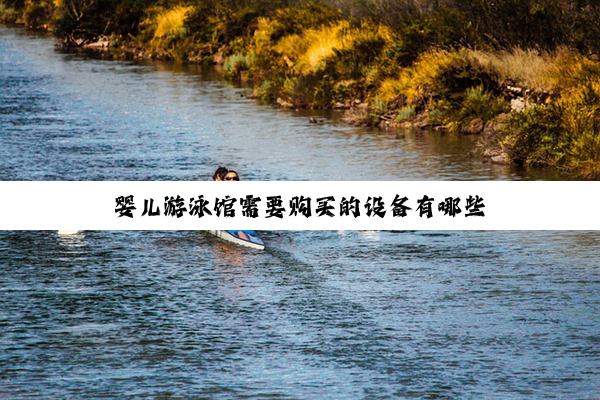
213, 166, 228, 181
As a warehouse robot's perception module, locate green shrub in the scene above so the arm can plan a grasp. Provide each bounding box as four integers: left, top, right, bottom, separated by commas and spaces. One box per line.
253, 79, 277, 102
395, 105, 416, 122
458, 85, 510, 122
0, 1, 22, 23
223, 52, 255, 79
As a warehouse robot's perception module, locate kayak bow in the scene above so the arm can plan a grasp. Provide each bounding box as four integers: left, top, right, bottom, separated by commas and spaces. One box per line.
207, 230, 265, 250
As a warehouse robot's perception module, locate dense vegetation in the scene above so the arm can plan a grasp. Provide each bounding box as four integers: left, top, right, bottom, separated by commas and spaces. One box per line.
2, 0, 600, 178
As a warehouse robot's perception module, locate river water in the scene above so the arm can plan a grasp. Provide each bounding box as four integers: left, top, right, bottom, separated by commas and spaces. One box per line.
1, 27, 565, 182
1, 229, 599, 398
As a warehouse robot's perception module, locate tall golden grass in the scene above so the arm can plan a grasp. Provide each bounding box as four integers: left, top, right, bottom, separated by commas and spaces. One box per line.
469, 47, 600, 91
275, 21, 349, 74
274, 21, 395, 75
376, 49, 467, 104
152, 6, 194, 39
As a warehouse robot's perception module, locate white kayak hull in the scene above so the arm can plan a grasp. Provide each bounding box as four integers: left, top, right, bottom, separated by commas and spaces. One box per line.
207, 230, 265, 250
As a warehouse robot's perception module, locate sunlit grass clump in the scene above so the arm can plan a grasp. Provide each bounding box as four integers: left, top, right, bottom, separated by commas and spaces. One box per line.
274, 21, 395, 76
376, 49, 468, 105
275, 22, 347, 74
245, 19, 396, 107
151, 6, 194, 40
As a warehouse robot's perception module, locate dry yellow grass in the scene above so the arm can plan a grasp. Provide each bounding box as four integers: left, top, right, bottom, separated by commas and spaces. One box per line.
153, 6, 194, 39
468, 47, 600, 91
468, 48, 555, 90
275, 21, 348, 74
274, 21, 395, 75
376, 49, 467, 104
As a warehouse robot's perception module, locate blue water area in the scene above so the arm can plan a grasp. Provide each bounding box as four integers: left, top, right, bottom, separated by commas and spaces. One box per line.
1, 230, 599, 398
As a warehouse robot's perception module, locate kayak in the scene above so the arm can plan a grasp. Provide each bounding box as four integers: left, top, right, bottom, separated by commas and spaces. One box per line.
57, 230, 81, 235
207, 230, 265, 250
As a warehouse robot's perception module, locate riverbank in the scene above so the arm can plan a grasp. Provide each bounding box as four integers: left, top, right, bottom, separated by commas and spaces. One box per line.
3, 0, 600, 179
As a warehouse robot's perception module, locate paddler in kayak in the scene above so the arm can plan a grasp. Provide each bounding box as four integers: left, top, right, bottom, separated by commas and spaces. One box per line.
212, 167, 240, 181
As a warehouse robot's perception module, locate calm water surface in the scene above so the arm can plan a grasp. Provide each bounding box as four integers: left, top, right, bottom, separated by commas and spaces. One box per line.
1, 231, 599, 398
1, 26, 564, 181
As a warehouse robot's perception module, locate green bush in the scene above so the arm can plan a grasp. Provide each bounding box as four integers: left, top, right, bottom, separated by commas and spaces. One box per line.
395, 105, 416, 122
458, 85, 510, 123
0, 1, 21, 23
253, 79, 277, 102
504, 105, 566, 166
223, 52, 255, 79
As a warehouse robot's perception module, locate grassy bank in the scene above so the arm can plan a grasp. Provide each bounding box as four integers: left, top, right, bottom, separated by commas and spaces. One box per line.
4, 0, 600, 178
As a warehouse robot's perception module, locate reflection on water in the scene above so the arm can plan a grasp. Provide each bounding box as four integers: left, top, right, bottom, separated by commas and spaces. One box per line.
0, 26, 565, 181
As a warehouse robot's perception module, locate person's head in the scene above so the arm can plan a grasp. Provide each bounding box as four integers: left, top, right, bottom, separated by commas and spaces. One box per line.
213, 166, 228, 181
224, 170, 239, 181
